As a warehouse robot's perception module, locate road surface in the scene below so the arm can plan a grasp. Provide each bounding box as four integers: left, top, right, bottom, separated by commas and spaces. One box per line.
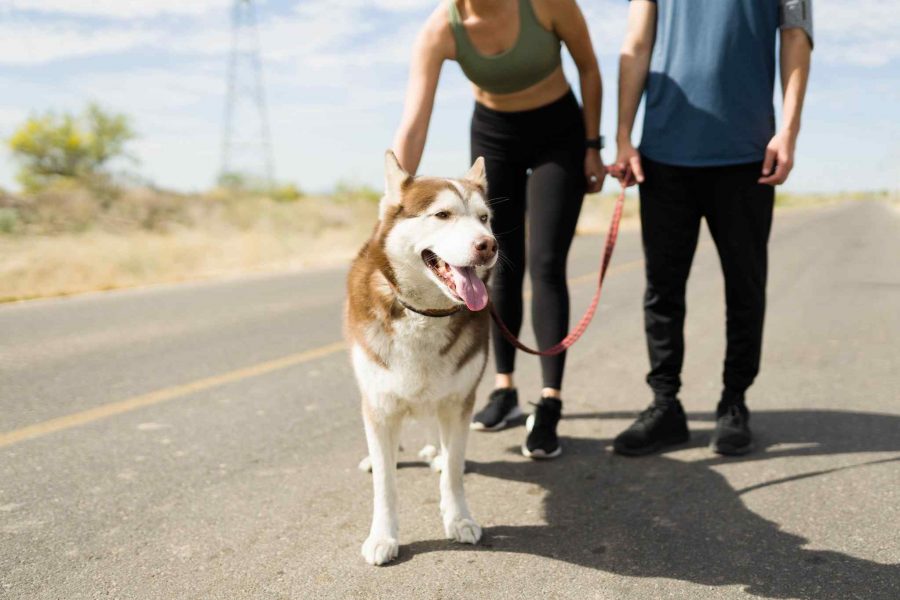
1, 201, 898, 599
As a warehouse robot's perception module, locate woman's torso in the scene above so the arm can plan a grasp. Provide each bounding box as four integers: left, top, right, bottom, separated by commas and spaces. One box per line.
446, 0, 570, 112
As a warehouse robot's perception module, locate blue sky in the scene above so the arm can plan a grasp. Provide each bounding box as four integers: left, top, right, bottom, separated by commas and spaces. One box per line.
0, 0, 897, 194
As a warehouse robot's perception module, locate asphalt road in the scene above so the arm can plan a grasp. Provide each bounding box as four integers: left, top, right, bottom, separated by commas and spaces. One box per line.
1, 201, 898, 599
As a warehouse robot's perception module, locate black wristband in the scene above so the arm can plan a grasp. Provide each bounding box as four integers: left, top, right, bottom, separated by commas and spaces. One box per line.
586, 136, 605, 150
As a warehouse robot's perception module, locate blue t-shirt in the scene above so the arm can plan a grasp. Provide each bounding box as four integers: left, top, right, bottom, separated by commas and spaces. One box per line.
633, 0, 809, 167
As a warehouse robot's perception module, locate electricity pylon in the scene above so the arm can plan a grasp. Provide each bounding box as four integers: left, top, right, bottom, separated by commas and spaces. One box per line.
220, 0, 275, 188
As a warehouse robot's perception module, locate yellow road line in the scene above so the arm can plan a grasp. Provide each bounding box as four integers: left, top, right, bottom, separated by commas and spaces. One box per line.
0, 341, 346, 448
0, 257, 646, 449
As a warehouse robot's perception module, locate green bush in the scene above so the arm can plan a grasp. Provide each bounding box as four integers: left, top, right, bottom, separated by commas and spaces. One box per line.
7, 103, 136, 192
270, 183, 303, 203
217, 172, 303, 202
0, 208, 19, 234
333, 181, 381, 203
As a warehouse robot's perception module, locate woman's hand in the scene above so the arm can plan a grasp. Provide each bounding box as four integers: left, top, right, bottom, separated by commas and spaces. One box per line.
584, 148, 607, 194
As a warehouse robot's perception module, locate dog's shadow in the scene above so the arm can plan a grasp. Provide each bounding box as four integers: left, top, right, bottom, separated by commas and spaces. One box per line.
404, 409, 900, 599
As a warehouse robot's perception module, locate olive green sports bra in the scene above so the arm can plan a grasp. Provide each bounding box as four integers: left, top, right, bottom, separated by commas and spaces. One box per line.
448, 0, 562, 95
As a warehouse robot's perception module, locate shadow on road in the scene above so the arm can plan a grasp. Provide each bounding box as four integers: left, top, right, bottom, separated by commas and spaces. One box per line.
405, 410, 900, 599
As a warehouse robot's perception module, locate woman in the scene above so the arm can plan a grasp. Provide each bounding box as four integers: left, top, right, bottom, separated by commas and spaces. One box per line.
393, 0, 605, 459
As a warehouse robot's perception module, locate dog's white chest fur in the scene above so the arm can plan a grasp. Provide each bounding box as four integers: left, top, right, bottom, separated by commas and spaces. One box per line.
352, 314, 485, 418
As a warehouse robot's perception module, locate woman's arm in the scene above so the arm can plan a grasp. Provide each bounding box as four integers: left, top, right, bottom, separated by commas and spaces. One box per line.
616, 0, 656, 184
549, 0, 605, 192
392, 9, 452, 175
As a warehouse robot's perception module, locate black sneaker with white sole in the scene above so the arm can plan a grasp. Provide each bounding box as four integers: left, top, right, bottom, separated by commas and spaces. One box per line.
471, 388, 522, 431
522, 397, 562, 459
613, 399, 690, 456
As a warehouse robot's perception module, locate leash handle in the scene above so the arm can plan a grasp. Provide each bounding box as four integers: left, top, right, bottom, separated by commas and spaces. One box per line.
488, 167, 632, 357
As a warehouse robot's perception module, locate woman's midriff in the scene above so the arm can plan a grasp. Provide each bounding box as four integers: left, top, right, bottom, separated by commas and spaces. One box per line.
470, 65, 570, 112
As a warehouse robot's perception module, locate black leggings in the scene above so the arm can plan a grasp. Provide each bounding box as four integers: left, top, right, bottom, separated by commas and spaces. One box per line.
470, 90, 586, 390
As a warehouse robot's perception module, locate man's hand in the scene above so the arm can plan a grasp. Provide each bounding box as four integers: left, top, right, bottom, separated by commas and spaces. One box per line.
585, 148, 607, 194
614, 140, 644, 187
758, 129, 796, 185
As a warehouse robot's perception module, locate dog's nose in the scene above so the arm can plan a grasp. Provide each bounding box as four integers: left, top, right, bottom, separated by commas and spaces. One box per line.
474, 236, 498, 261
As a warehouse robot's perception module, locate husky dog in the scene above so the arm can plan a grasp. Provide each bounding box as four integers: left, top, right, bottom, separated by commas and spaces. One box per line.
345, 151, 497, 566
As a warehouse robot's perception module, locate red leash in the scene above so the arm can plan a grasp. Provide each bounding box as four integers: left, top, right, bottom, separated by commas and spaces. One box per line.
488, 166, 632, 356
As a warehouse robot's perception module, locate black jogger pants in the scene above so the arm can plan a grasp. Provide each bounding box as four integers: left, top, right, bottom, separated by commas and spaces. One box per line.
639, 157, 775, 400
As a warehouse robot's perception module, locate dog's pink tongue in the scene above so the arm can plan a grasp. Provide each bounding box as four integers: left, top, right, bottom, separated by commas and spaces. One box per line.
448, 265, 488, 311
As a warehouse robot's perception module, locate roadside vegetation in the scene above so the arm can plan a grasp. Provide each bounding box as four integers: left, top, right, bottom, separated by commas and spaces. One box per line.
0, 104, 894, 302
0, 104, 378, 302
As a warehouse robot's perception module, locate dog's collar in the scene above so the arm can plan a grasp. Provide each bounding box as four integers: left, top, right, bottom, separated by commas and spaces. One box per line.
395, 296, 462, 318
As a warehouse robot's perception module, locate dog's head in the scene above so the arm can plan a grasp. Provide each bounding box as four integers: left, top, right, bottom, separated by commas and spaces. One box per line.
377, 150, 497, 312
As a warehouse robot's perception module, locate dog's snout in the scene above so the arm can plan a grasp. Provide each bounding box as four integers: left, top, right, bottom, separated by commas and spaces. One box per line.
474, 236, 498, 261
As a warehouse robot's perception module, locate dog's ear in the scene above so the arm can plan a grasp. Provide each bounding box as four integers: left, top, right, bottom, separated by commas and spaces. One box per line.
381, 150, 410, 220
463, 156, 487, 190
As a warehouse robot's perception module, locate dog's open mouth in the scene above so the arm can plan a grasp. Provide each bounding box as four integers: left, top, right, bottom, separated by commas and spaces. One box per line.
422, 249, 489, 312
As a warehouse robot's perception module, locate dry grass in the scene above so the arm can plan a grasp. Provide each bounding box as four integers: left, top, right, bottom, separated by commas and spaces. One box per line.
576, 190, 641, 235
0, 228, 374, 302
0, 182, 894, 303
0, 182, 378, 302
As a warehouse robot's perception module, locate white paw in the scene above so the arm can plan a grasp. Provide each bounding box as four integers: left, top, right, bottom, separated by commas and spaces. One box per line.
419, 444, 441, 472
429, 453, 446, 473
418, 445, 446, 473
357, 455, 372, 472
361, 535, 399, 566
445, 518, 482, 545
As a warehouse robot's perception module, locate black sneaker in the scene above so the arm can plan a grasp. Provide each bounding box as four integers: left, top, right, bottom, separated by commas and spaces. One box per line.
471, 388, 522, 431
613, 399, 690, 456
522, 397, 562, 459
711, 402, 753, 455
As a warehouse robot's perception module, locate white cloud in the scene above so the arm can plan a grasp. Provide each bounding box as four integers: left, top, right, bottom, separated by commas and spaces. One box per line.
0, 21, 159, 65
808, 0, 900, 67
7, 0, 226, 19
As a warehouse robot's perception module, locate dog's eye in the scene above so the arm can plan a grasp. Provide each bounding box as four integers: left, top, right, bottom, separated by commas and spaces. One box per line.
434, 211, 450, 220
479, 214, 489, 223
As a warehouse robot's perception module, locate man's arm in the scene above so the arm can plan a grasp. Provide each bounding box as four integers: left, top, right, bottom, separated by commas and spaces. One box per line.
759, 23, 812, 185
615, 0, 656, 185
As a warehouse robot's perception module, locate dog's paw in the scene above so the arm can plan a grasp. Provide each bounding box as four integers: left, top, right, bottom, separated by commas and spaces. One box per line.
418, 444, 438, 462
357, 455, 372, 472
418, 445, 444, 472
361, 535, 399, 566
429, 453, 446, 473
445, 518, 482, 545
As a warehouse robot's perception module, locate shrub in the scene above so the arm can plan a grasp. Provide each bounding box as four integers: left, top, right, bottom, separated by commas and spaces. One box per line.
217, 172, 303, 202
0, 208, 19, 234
333, 181, 381, 203
7, 103, 136, 192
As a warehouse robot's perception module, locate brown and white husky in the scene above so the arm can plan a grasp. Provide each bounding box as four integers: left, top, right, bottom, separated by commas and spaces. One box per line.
345, 151, 497, 565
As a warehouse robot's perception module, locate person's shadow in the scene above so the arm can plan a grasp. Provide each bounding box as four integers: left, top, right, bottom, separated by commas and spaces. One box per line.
406, 410, 900, 599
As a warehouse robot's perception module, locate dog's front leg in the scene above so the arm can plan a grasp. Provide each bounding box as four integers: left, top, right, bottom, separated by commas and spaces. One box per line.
361, 405, 401, 565
437, 396, 482, 544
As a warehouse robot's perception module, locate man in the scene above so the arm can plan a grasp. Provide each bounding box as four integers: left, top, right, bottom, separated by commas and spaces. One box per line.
613, 0, 813, 456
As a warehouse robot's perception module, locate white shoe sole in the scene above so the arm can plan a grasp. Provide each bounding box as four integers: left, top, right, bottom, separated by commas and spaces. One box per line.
470, 405, 522, 432
521, 444, 563, 459
521, 414, 562, 459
